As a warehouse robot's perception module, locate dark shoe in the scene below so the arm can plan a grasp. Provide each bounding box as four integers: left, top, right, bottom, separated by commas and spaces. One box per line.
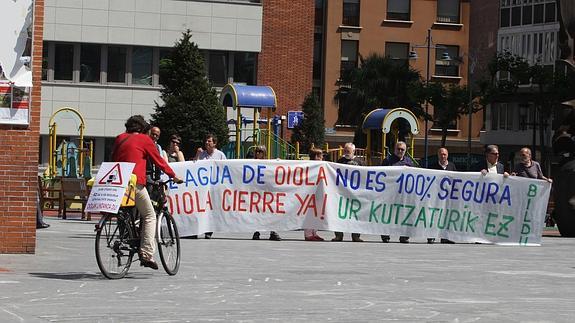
252, 231, 260, 240
351, 233, 362, 242
140, 256, 159, 270
37, 222, 50, 229
204, 232, 213, 239
427, 238, 435, 244
441, 238, 455, 244
332, 232, 343, 242
352, 238, 364, 242
269, 232, 281, 241
381, 235, 390, 243
399, 236, 410, 244
183, 235, 198, 239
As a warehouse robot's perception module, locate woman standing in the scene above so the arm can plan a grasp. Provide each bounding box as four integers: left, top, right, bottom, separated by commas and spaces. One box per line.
166, 134, 185, 162
252, 146, 281, 241
304, 148, 325, 241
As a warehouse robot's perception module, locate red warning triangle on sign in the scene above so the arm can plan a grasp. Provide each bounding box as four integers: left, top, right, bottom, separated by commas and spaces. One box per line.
98, 163, 124, 185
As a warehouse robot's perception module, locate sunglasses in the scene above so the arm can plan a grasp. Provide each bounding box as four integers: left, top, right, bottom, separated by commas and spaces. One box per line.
172, 141, 181, 145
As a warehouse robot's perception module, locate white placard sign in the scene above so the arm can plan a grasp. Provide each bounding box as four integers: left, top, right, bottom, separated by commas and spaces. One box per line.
86, 162, 135, 214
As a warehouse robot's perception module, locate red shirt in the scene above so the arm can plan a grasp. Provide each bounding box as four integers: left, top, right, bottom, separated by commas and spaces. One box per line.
113, 132, 176, 185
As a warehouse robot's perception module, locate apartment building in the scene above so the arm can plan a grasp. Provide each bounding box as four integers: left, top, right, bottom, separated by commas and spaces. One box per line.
314, 0, 479, 158
40, 0, 313, 166
480, 0, 560, 156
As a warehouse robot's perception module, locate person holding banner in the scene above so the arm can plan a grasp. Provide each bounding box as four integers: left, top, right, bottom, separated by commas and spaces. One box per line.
381, 141, 412, 243
304, 148, 325, 241
430, 147, 457, 171
113, 115, 183, 270
194, 133, 227, 239
252, 146, 282, 241
512, 147, 552, 183
474, 144, 509, 177
332, 142, 364, 242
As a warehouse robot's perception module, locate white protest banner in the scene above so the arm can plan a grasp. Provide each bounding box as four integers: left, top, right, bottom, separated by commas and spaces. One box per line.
86, 162, 135, 214
164, 159, 551, 245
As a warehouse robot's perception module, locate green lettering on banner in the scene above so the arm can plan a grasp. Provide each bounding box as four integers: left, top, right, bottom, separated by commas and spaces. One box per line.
350, 199, 361, 220
497, 215, 514, 238
527, 184, 537, 198
446, 209, 461, 231
429, 207, 440, 227
382, 203, 392, 224
393, 204, 404, 225
485, 212, 498, 236
369, 201, 381, 223
401, 204, 415, 227
465, 211, 478, 233
413, 207, 427, 228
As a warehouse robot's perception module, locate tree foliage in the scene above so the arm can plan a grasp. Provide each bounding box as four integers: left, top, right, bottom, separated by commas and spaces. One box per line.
151, 30, 229, 157
291, 93, 325, 153
334, 54, 424, 146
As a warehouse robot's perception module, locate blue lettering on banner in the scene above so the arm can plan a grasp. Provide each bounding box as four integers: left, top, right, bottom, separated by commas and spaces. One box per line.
438, 177, 512, 206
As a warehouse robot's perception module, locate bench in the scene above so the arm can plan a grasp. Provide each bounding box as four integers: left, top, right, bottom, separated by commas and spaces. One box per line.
60, 178, 90, 220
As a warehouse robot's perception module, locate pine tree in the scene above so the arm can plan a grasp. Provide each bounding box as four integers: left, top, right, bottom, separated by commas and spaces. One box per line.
152, 30, 229, 157
291, 93, 324, 153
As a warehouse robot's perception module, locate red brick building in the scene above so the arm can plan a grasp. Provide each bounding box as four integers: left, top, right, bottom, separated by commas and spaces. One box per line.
0, 0, 43, 253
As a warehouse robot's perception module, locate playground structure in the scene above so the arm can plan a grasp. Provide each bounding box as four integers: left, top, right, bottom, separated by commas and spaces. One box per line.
361, 108, 420, 166
47, 107, 93, 179
219, 84, 298, 159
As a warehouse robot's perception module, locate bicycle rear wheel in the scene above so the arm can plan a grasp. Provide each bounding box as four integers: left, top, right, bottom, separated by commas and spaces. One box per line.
157, 211, 181, 275
95, 213, 135, 279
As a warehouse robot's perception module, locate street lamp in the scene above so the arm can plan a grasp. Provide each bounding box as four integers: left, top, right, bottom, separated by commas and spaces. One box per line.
409, 28, 450, 168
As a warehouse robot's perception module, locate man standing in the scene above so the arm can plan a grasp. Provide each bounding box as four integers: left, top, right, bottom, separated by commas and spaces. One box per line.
474, 144, 509, 176
194, 133, 226, 239
332, 142, 364, 242
430, 147, 457, 171
381, 141, 412, 243
512, 147, 552, 182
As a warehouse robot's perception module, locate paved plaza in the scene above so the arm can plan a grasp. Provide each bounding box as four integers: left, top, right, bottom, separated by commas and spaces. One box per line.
1, 218, 574, 322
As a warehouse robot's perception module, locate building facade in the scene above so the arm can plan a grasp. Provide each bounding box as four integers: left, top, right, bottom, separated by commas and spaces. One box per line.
40, 0, 313, 166
479, 0, 560, 163
315, 0, 480, 158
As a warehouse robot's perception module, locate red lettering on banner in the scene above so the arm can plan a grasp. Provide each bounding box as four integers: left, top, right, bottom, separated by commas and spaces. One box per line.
295, 193, 327, 217
220, 190, 286, 214
167, 191, 213, 214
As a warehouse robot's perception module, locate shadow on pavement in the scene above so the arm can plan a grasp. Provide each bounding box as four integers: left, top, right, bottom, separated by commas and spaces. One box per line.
29, 272, 106, 280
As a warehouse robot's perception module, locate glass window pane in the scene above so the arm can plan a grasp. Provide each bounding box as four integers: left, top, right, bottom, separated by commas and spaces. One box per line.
500, 8, 510, 27
435, 45, 459, 76
107, 46, 126, 83
54, 43, 74, 81
313, 33, 323, 80
80, 44, 100, 83
42, 43, 48, 81
533, 4, 543, 23
343, 0, 360, 26
385, 42, 409, 60
387, 0, 410, 20
511, 6, 521, 26
437, 0, 460, 23
545, 2, 555, 23
315, 0, 324, 26
158, 48, 172, 86
209, 52, 228, 86
233, 52, 257, 85
522, 5, 532, 25
132, 47, 153, 85
340, 40, 358, 77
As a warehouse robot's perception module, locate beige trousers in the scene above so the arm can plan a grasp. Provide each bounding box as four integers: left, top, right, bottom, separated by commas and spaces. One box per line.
135, 184, 156, 258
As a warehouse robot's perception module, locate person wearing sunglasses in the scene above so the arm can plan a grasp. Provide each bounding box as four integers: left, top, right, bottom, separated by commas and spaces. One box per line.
381, 141, 413, 243
474, 144, 509, 176
166, 134, 185, 162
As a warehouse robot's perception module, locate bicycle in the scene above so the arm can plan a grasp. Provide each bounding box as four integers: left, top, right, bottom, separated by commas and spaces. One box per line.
94, 178, 181, 279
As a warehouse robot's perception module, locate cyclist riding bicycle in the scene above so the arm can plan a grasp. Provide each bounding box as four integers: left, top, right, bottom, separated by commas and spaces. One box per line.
112, 115, 183, 270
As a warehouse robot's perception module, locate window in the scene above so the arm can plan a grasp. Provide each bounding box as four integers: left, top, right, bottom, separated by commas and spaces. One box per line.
80, 44, 100, 83
500, 7, 510, 27
385, 42, 409, 66
132, 47, 153, 85
107, 46, 127, 83
54, 43, 74, 81
340, 40, 358, 78
209, 52, 228, 86
387, 0, 410, 21
342, 0, 360, 26
42, 44, 48, 81
533, 3, 544, 23
544, 2, 555, 23
315, 0, 324, 26
522, 4, 532, 25
437, 0, 460, 24
158, 48, 172, 86
313, 33, 323, 80
511, 6, 521, 26
233, 52, 257, 85
435, 45, 459, 77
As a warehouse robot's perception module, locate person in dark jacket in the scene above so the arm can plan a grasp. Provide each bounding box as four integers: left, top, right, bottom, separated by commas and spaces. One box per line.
473, 144, 509, 176
430, 147, 457, 171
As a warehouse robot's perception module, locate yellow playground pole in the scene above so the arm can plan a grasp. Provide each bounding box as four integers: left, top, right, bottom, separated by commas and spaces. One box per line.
236, 107, 241, 158
266, 109, 272, 159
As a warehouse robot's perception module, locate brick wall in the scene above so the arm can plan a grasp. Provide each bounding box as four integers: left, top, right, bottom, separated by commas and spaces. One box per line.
0, 0, 43, 254
257, 0, 314, 120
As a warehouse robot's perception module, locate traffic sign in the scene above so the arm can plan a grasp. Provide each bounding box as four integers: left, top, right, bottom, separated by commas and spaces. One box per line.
287, 111, 304, 129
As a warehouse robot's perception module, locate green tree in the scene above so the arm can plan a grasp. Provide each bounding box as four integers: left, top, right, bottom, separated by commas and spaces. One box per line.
425, 82, 479, 147
334, 54, 423, 146
291, 93, 324, 153
152, 30, 229, 157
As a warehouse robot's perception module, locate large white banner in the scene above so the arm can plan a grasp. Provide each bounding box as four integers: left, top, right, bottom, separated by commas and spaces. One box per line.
164, 160, 551, 245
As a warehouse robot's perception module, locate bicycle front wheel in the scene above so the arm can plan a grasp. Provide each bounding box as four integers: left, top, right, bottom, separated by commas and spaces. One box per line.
95, 213, 135, 279
157, 211, 181, 275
